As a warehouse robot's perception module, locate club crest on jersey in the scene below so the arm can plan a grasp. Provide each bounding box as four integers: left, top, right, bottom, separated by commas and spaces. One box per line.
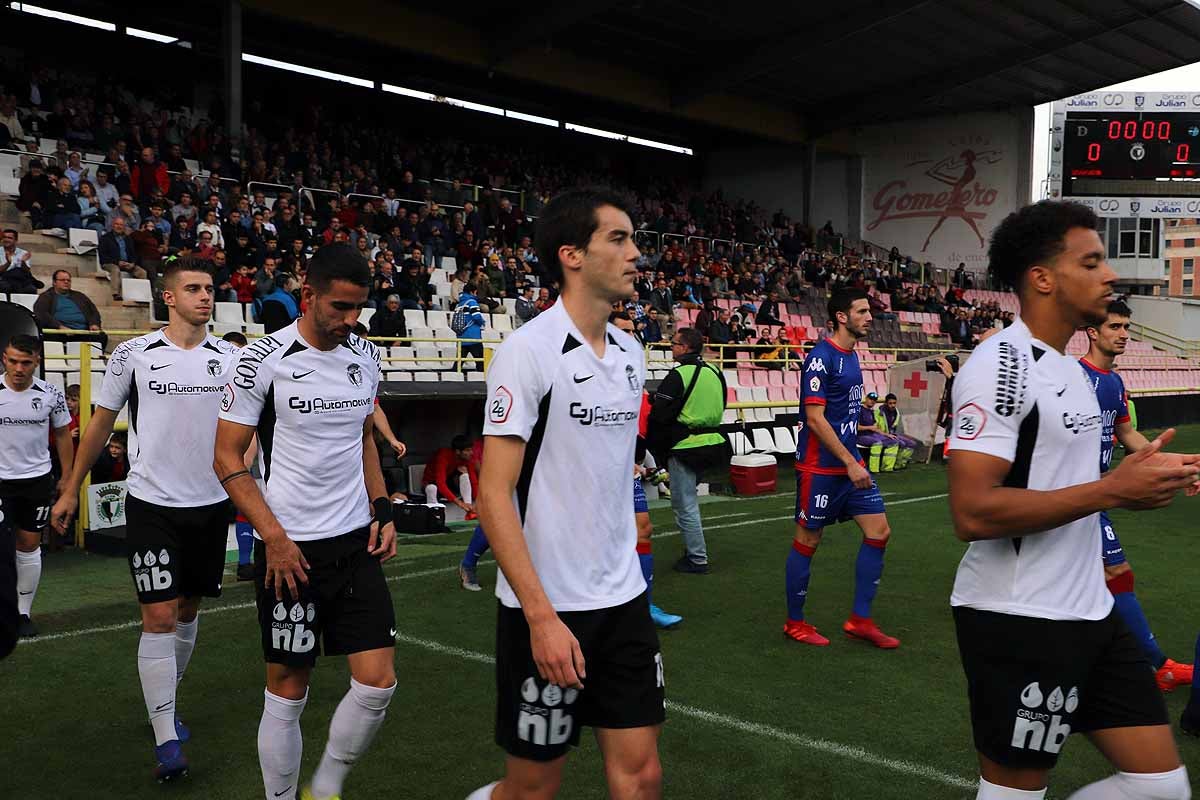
30, 397, 41, 411
809, 376, 821, 393
347, 363, 363, 387
207, 358, 222, 377
626, 364, 640, 392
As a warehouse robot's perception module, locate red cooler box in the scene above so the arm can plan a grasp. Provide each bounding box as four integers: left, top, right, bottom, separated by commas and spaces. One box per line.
729, 453, 777, 496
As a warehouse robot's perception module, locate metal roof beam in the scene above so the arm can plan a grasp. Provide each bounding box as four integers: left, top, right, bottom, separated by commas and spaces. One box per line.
487, 0, 620, 68
671, 0, 936, 108
816, 1, 1199, 131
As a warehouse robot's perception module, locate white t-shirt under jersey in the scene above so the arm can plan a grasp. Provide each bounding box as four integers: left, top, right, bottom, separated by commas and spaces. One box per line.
0, 377, 71, 480
97, 330, 238, 506
218, 322, 379, 541
949, 317, 1113, 621
484, 301, 647, 612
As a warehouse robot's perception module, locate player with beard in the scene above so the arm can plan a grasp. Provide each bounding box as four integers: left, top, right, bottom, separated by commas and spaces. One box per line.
1079, 300, 1193, 693
948, 201, 1196, 799
785, 287, 900, 649
52, 258, 239, 781
214, 243, 397, 800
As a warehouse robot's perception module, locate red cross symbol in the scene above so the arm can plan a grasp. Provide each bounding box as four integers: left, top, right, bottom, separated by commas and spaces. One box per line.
903, 371, 928, 398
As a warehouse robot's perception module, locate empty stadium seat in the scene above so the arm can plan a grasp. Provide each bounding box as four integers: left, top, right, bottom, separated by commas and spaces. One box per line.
123, 278, 153, 304
214, 302, 245, 323
358, 307, 375, 328
9, 293, 36, 311
772, 426, 797, 454
751, 428, 776, 453
403, 309, 426, 329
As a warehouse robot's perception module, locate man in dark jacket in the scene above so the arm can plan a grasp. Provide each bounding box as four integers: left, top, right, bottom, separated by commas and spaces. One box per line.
98, 216, 145, 300
33, 270, 107, 350
755, 291, 785, 326
368, 295, 408, 347
16, 160, 51, 226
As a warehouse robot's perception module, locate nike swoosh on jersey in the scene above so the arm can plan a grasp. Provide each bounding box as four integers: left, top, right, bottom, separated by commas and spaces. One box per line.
573, 373, 594, 383
1056, 385, 1067, 396
292, 369, 316, 380
150, 363, 172, 371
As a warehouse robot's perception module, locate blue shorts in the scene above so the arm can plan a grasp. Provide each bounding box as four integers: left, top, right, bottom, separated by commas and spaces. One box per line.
633, 477, 649, 515
1099, 511, 1126, 567
795, 471, 885, 530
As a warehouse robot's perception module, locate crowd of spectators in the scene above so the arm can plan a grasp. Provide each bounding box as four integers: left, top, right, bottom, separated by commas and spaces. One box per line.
0, 63, 1006, 358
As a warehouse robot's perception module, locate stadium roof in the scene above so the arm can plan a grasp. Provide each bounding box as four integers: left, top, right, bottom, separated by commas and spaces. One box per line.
24, 0, 1200, 144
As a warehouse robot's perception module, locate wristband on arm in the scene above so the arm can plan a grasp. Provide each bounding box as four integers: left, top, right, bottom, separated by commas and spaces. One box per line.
373, 497, 394, 527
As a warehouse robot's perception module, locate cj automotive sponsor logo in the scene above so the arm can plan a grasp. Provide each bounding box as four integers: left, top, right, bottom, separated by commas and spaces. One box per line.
0, 416, 43, 425
288, 396, 372, 415
147, 381, 224, 396
1062, 410, 1102, 435
569, 402, 637, 427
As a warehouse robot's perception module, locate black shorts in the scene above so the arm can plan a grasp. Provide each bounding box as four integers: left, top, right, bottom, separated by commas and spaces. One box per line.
495, 591, 665, 762
254, 527, 396, 667
0, 473, 54, 533
953, 606, 1168, 770
125, 494, 231, 605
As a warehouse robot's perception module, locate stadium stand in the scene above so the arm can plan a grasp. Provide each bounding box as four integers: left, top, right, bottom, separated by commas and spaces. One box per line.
2, 62, 1199, 410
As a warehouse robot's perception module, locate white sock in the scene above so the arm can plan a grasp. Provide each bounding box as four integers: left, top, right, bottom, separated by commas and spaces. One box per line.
459, 473, 474, 506
309, 678, 396, 799
424, 484, 439, 505
466, 782, 499, 800
138, 631, 178, 745
258, 689, 307, 800
1065, 766, 1191, 800
977, 778, 1047, 799
174, 616, 198, 683
15, 547, 41, 616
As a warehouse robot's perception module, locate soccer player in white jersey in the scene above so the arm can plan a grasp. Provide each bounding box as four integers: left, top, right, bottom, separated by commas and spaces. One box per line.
947, 201, 1197, 800
467, 190, 663, 800
51, 257, 239, 782
213, 243, 398, 800
0, 334, 73, 642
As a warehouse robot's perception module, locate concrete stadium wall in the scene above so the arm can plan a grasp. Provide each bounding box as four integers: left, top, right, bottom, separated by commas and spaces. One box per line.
1127, 294, 1200, 341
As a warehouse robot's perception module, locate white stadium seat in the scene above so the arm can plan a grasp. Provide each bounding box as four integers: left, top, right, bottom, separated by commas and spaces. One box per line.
215, 302, 245, 323
10, 293, 37, 311
358, 307, 375, 328
403, 309, 426, 329
772, 426, 797, 454
751, 427, 776, 453
123, 278, 153, 304
425, 310, 450, 329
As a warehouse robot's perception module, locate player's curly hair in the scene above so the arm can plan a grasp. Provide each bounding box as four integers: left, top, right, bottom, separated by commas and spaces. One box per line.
988, 201, 1098, 290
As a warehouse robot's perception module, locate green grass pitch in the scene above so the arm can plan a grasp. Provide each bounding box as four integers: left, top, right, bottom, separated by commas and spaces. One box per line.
3, 427, 1199, 799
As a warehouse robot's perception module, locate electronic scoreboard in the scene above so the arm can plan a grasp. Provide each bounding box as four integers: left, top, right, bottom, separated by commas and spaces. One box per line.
1050, 92, 1200, 217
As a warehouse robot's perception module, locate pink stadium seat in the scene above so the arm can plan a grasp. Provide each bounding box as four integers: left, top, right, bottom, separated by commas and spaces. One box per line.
768, 371, 783, 387
783, 372, 799, 386
752, 371, 769, 387
738, 369, 755, 386
767, 386, 785, 401
783, 386, 799, 401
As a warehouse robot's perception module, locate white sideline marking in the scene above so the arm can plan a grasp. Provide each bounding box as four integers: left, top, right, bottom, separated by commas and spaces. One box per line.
652, 492, 949, 540
390, 632, 976, 790
16, 491, 970, 789
25, 492, 951, 644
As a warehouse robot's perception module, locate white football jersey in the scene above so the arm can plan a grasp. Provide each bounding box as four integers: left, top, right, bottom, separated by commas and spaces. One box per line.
484, 301, 647, 612
97, 330, 239, 506
0, 376, 71, 480
219, 321, 379, 541
949, 317, 1113, 622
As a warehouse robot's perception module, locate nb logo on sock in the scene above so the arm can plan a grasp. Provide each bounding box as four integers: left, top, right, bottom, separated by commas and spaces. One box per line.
1011, 682, 1077, 754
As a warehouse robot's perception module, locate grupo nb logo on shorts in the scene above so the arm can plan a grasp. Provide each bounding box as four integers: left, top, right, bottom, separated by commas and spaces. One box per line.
1012, 681, 1077, 755
271, 601, 317, 653
517, 676, 578, 747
